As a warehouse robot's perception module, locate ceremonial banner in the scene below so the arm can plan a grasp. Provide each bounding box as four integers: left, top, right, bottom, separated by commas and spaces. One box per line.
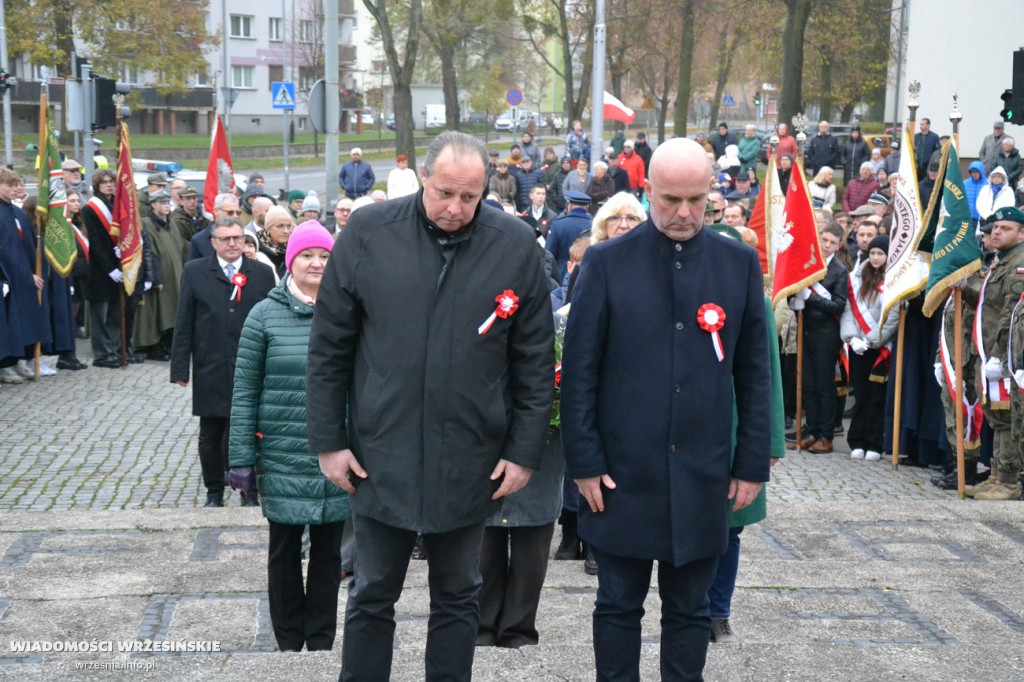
602, 91, 636, 125
882, 127, 929, 324
36, 95, 76, 277
746, 181, 769, 274
112, 123, 143, 296
770, 157, 826, 306
205, 116, 236, 216
920, 140, 981, 317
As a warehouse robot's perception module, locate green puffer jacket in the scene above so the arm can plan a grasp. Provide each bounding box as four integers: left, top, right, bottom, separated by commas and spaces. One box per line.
229, 279, 350, 525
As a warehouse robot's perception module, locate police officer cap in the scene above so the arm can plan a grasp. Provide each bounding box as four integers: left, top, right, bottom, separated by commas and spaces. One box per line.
149, 190, 171, 203
979, 217, 995, 234
566, 190, 591, 205
147, 172, 167, 185
724, 190, 746, 200
992, 206, 1024, 225
178, 185, 199, 197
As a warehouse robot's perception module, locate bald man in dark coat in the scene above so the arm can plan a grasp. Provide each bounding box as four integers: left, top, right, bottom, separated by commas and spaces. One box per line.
561, 137, 771, 680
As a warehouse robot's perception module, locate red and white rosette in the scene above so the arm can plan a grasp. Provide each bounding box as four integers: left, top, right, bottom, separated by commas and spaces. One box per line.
478, 289, 520, 335
230, 273, 247, 302
697, 303, 726, 363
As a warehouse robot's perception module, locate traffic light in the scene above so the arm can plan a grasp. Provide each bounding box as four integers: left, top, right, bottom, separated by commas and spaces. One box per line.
0, 69, 14, 93
753, 91, 762, 107
1000, 89, 1015, 123
92, 77, 131, 129
1011, 49, 1024, 125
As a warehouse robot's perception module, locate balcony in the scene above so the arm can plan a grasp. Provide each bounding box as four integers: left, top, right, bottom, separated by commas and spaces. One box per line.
340, 0, 356, 16
339, 45, 357, 65
136, 87, 216, 110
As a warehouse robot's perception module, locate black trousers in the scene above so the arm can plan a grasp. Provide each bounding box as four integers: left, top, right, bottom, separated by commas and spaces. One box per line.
197, 417, 229, 495
780, 352, 797, 420
88, 299, 120, 359
477, 523, 555, 648
268, 520, 344, 651
847, 350, 886, 452
341, 514, 484, 682
802, 329, 840, 440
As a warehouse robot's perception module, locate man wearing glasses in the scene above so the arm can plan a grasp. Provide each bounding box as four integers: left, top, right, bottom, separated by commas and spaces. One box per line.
171, 218, 276, 507
186, 194, 244, 262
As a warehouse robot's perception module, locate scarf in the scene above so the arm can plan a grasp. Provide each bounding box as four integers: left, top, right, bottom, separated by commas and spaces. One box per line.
259, 226, 288, 259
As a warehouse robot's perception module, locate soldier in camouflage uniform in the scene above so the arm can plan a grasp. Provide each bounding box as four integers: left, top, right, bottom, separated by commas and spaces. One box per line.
969, 206, 1024, 500
1009, 290, 1024, 497
932, 275, 984, 490
168, 185, 211, 246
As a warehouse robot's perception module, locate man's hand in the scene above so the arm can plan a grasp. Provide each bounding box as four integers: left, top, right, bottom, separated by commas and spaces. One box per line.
173, 380, 187, 387
490, 459, 534, 499
32, 275, 44, 290
575, 475, 617, 513
319, 449, 366, 494
728, 479, 763, 511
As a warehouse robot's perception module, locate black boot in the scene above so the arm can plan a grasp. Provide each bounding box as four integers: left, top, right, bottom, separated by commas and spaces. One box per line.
240, 490, 260, 507
204, 492, 224, 507
554, 512, 582, 560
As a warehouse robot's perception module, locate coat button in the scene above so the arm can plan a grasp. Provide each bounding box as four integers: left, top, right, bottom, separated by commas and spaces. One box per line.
674, 261, 682, 270
502, 518, 508, 525
675, 243, 682, 251
675, 321, 684, 330
674, 384, 681, 393
229, 308, 235, 313
670, 444, 677, 453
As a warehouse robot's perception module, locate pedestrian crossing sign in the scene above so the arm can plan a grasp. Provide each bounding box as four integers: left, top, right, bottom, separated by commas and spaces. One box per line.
271, 82, 296, 110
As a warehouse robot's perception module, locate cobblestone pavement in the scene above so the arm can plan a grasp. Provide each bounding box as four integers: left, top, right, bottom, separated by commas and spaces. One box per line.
0, 341, 953, 512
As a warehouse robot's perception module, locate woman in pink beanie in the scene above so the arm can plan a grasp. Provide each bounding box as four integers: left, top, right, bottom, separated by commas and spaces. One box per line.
228, 217, 344, 652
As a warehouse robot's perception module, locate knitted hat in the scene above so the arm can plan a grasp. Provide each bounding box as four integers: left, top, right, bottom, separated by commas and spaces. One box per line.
867, 234, 889, 254
248, 172, 264, 183
264, 205, 293, 229
300, 190, 321, 214
287, 189, 305, 204
285, 220, 335, 273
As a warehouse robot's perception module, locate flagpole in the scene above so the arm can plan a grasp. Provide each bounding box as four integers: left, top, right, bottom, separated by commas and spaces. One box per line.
115, 108, 127, 370
891, 307, 905, 469
796, 311, 804, 451
949, 97, 966, 498
33, 94, 49, 380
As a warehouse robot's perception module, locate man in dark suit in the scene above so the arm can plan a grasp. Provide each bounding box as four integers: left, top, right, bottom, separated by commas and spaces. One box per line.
561, 138, 771, 680
914, 117, 941, 180
171, 218, 275, 507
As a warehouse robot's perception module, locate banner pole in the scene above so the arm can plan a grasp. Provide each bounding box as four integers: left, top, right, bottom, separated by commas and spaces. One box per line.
891, 307, 906, 468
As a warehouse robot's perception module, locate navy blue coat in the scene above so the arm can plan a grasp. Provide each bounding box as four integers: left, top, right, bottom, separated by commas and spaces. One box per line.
561, 222, 771, 566
0, 199, 49, 348
545, 208, 592, 280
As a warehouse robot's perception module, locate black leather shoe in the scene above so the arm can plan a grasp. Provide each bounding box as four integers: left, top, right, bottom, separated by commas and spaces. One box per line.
93, 356, 120, 368
204, 492, 224, 507
240, 491, 260, 507
146, 348, 171, 362
57, 354, 87, 370
127, 351, 145, 364
583, 550, 598, 576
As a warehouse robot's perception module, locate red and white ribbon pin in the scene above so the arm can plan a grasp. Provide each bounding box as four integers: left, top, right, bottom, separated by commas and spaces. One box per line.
230, 273, 247, 302
478, 289, 519, 335
697, 303, 726, 363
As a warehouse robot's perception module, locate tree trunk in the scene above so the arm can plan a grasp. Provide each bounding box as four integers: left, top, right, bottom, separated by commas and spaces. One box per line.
819, 56, 834, 123
438, 40, 461, 130
673, 0, 695, 136
840, 103, 856, 123
779, 0, 813, 128
706, 20, 731, 136
363, 0, 422, 163
55, 0, 76, 76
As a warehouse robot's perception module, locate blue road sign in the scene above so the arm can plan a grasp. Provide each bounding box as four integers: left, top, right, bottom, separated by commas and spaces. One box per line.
722, 94, 736, 108
272, 82, 297, 110
506, 88, 523, 107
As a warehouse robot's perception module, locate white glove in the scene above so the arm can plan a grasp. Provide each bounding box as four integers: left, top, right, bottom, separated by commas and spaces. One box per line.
1015, 369, 1024, 390
109, 269, 123, 283
984, 357, 1003, 380
144, 281, 153, 292
788, 296, 806, 311
69, 285, 75, 296
1, 282, 8, 298
113, 246, 121, 258
798, 288, 812, 300
849, 338, 867, 355
934, 362, 944, 387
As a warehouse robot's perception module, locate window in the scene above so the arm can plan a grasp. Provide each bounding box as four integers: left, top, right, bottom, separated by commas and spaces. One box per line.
268, 65, 283, 90
230, 15, 253, 38
269, 17, 282, 41
194, 72, 209, 87
231, 65, 254, 89
300, 20, 314, 43
121, 65, 140, 85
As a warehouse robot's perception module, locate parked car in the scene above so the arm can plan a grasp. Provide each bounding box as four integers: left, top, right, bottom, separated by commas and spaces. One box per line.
349, 110, 375, 127
385, 114, 395, 130
493, 112, 514, 132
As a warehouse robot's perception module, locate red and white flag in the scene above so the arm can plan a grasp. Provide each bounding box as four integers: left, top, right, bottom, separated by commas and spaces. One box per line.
746, 179, 770, 274
603, 91, 635, 125
770, 157, 826, 306
112, 122, 143, 296
205, 116, 235, 216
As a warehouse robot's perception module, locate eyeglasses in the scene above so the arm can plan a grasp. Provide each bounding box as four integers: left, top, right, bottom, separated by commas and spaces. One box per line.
214, 235, 245, 243
223, 210, 242, 216
609, 215, 642, 225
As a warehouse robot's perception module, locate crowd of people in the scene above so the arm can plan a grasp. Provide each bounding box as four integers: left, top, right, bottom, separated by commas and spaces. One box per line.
3, 119, 1023, 681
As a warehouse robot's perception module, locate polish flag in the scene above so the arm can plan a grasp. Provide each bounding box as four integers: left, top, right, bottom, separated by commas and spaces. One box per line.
205, 116, 236, 216
603, 91, 636, 125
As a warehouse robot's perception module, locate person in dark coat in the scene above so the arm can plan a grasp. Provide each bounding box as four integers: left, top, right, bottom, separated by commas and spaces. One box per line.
805, 120, 839, 176
710, 122, 736, 160
913, 118, 942, 180
337, 147, 376, 199
561, 138, 771, 681
82, 169, 122, 368
518, 184, 557, 239
841, 127, 871, 183
633, 132, 653, 176
306, 131, 554, 682
545, 191, 592, 280
0, 169, 45, 376
169, 185, 210, 245
171, 218, 276, 508
512, 157, 545, 213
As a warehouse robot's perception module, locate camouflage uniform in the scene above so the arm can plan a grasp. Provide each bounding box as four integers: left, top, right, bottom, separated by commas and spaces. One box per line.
169, 204, 211, 246
973, 241, 1024, 497
1009, 292, 1024, 489
936, 277, 982, 464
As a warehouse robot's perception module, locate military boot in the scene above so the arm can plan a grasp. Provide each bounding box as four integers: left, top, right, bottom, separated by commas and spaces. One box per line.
974, 482, 1022, 501
965, 476, 1000, 498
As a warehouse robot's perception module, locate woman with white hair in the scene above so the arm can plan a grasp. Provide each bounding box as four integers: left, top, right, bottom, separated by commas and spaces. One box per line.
590, 192, 647, 244
992, 136, 1022, 187
586, 161, 616, 214
810, 166, 837, 209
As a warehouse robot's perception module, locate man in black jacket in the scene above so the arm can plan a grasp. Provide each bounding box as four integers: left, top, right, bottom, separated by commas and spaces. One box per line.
308, 131, 554, 682
791, 223, 848, 453
805, 120, 839, 176
170, 218, 275, 507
